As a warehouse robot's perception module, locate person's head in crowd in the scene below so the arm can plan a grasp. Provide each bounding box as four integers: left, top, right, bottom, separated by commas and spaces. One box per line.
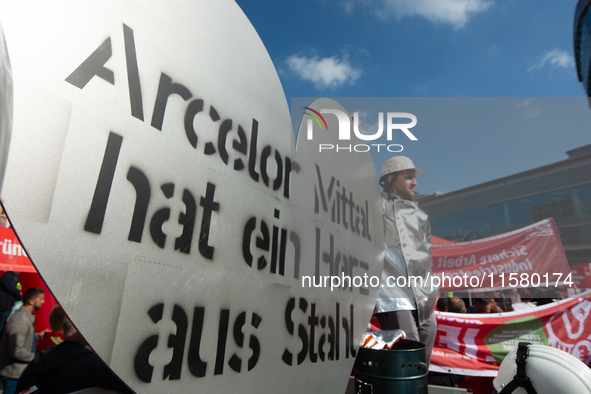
475, 298, 492, 313
547, 289, 563, 300
49, 306, 66, 333
507, 288, 521, 303
531, 287, 546, 298
521, 289, 532, 302
436, 297, 449, 312
23, 287, 45, 313
62, 316, 87, 345
447, 297, 466, 313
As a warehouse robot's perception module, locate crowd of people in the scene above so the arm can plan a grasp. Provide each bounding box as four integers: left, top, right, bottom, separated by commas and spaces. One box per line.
0, 274, 132, 394
436, 287, 566, 315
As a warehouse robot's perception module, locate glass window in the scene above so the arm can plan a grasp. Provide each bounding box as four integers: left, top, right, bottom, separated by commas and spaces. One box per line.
474, 222, 490, 231
541, 189, 571, 204
429, 216, 439, 231
510, 196, 539, 224
475, 228, 491, 238
455, 209, 473, 227
473, 206, 490, 223
568, 164, 591, 184
490, 203, 503, 219
529, 189, 577, 220
439, 227, 457, 241
457, 225, 476, 241
427, 184, 591, 245
566, 250, 591, 266
439, 213, 455, 228
530, 204, 547, 222
573, 184, 591, 215
580, 225, 591, 244
490, 203, 509, 227
560, 227, 582, 246
574, 183, 591, 199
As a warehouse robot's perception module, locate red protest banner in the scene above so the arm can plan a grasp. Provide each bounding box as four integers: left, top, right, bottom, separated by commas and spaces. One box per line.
431, 218, 571, 291
571, 263, 591, 289
0, 226, 35, 272
430, 290, 591, 377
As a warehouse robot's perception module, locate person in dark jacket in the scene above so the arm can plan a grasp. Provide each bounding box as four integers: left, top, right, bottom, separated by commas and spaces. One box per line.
0, 271, 20, 334
0, 287, 46, 394
16, 316, 132, 394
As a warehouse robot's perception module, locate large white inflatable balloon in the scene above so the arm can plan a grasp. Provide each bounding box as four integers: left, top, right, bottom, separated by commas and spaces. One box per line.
0, 2, 383, 393
0, 20, 12, 193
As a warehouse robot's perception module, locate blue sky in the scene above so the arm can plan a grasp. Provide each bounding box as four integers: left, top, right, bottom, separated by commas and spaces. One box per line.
236, 0, 590, 194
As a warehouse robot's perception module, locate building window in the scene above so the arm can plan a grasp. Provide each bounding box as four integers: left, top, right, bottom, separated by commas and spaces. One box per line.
429, 183, 591, 242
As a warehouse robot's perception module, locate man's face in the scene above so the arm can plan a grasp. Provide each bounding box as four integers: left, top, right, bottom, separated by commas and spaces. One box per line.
477, 301, 491, 313
388, 169, 417, 200
31, 293, 45, 311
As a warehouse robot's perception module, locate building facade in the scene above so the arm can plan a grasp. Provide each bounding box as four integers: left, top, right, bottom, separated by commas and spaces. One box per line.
419, 144, 591, 266
575, 0, 591, 104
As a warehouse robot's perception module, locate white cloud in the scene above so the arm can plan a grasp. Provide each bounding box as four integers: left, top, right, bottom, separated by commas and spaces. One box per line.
353, 110, 381, 136
527, 49, 575, 72
341, 0, 355, 14
516, 99, 542, 118
515, 99, 533, 107
342, 0, 493, 29
415, 84, 428, 93
285, 54, 362, 90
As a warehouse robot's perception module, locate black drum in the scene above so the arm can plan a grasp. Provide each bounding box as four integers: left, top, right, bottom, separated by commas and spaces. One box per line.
354, 339, 428, 394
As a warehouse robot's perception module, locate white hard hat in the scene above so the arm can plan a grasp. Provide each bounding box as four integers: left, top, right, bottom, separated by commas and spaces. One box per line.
380, 156, 422, 180
493, 342, 591, 394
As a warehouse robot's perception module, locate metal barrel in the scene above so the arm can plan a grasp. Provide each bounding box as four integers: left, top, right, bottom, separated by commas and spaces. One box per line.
354, 339, 428, 394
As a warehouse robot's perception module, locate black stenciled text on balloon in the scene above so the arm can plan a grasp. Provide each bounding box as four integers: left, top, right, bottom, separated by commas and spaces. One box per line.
67, 23, 292, 257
